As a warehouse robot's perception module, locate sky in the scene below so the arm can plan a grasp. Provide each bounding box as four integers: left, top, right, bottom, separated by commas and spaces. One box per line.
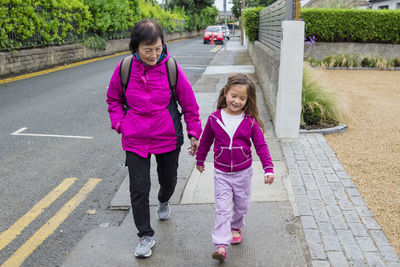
214, 0, 234, 11
213, 0, 311, 12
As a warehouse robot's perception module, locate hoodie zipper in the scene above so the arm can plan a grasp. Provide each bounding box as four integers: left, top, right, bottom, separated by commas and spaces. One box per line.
216, 117, 235, 172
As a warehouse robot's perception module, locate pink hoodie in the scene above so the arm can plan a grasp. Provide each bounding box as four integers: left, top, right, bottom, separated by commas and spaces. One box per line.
196, 109, 274, 174
106, 52, 202, 158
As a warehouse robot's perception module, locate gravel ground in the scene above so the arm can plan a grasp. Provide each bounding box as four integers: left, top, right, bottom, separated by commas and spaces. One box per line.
320, 70, 400, 256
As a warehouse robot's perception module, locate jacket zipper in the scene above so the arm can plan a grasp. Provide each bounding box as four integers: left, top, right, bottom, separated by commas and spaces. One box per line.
216, 117, 236, 172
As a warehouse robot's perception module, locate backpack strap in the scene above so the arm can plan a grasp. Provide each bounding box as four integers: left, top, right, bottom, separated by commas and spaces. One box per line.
119, 55, 133, 112
166, 57, 178, 103
120, 55, 133, 95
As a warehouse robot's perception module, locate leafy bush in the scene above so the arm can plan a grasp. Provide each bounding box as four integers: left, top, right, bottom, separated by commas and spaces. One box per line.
301, 8, 400, 44
185, 6, 218, 31
301, 63, 348, 128
1, 0, 91, 50
1, 0, 190, 50
83, 35, 107, 50
392, 58, 400, 67
305, 54, 400, 69
243, 7, 264, 42
83, 0, 139, 38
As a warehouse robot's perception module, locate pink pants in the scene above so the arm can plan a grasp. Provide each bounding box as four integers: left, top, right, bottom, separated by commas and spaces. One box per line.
212, 167, 252, 247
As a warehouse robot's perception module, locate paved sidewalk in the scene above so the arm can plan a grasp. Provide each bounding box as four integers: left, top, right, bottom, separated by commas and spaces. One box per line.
62, 37, 400, 266
282, 135, 400, 266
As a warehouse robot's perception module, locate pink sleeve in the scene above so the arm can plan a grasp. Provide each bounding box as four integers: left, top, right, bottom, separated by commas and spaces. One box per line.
251, 119, 274, 174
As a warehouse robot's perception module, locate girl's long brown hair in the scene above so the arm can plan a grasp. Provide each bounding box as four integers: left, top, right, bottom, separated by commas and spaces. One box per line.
217, 73, 265, 133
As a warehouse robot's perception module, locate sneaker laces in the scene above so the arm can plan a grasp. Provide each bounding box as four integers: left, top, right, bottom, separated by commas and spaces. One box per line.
160, 202, 169, 211
140, 236, 152, 245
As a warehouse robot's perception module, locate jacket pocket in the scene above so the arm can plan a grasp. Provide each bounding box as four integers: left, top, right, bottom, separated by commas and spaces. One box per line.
231, 147, 251, 167
215, 147, 231, 167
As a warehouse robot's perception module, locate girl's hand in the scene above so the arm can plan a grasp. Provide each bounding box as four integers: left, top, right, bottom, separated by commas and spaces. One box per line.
188, 137, 199, 156
264, 174, 274, 185
196, 165, 205, 173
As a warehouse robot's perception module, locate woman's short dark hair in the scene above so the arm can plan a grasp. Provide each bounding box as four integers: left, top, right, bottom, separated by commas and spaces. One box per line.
129, 20, 165, 53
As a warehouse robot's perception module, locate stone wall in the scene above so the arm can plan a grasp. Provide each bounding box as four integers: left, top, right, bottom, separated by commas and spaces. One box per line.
248, 40, 280, 122
0, 31, 201, 77
304, 42, 400, 60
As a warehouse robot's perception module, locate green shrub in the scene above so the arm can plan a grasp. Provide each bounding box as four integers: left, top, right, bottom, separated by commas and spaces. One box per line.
1, 0, 91, 50
305, 54, 398, 69
301, 63, 348, 128
1, 0, 190, 50
84, 0, 138, 38
392, 58, 400, 67
83, 35, 107, 50
301, 8, 400, 44
243, 7, 264, 43
185, 6, 218, 31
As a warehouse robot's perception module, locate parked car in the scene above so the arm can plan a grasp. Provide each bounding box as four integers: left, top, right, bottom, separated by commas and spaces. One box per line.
203, 26, 224, 44
221, 26, 230, 40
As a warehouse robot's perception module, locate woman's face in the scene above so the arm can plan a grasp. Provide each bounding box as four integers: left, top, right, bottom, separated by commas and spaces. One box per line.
137, 38, 163, 66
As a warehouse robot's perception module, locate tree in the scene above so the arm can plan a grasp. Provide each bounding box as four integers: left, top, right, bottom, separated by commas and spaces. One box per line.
232, 0, 275, 18
168, 0, 213, 12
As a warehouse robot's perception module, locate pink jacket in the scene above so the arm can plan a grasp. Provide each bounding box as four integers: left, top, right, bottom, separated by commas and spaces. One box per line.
196, 109, 274, 174
106, 52, 202, 158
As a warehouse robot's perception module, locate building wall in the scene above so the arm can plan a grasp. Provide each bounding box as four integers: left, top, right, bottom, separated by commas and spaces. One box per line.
370, 0, 400, 9
304, 42, 400, 61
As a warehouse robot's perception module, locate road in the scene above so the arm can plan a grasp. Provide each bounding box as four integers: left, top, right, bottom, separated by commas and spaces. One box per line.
0, 37, 220, 266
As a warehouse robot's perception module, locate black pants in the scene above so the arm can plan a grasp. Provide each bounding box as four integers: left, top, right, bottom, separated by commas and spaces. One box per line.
126, 148, 180, 238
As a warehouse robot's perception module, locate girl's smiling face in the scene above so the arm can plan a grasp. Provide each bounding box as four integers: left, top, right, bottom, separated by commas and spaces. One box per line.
137, 38, 163, 66
224, 84, 248, 115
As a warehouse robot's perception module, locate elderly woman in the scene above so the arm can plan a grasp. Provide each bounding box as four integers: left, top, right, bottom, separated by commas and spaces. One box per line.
106, 20, 202, 258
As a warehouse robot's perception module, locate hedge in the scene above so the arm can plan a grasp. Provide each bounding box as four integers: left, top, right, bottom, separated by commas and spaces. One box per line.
301, 8, 400, 44
0, 0, 195, 51
84, 0, 140, 38
243, 7, 264, 43
0, 0, 91, 50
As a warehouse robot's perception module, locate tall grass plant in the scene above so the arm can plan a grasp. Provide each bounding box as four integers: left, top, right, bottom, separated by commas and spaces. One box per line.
301, 63, 350, 128
306, 54, 400, 69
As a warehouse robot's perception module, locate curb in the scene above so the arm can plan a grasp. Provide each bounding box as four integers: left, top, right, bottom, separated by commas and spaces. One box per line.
313, 67, 400, 71
299, 124, 347, 135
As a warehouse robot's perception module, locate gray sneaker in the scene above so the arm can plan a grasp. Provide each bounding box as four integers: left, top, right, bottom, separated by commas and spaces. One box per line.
135, 236, 155, 258
156, 202, 171, 220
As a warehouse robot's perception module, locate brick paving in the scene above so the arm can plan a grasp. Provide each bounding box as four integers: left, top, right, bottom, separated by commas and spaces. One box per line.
281, 134, 400, 266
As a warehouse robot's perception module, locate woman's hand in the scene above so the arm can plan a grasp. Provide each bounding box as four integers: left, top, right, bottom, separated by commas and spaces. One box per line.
188, 137, 199, 156
196, 165, 205, 173
264, 174, 274, 185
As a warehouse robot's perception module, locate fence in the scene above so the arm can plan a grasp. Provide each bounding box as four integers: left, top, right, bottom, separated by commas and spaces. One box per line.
249, 0, 304, 138
258, 0, 297, 52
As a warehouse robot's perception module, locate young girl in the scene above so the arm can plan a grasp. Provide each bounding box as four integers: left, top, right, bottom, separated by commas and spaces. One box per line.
195, 73, 274, 260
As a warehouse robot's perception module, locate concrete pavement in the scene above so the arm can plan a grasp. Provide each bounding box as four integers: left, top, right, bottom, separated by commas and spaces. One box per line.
62, 37, 400, 267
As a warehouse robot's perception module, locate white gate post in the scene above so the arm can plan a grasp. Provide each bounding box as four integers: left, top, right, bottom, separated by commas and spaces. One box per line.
275, 20, 305, 139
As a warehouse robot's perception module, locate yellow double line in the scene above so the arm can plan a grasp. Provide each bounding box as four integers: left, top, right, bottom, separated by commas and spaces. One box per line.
0, 178, 101, 266
210, 46, 222, 53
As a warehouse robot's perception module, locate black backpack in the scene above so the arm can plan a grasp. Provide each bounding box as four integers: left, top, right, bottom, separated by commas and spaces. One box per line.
119, 55, 179, 113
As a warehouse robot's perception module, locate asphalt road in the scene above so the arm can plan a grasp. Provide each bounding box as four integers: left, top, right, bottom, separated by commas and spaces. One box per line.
0, 37, 218, 266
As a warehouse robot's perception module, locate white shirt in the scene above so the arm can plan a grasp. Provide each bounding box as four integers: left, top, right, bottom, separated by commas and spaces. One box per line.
221, 109, 244, 139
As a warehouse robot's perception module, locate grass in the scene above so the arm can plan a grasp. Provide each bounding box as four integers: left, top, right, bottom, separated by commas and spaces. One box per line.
301, 63, 350, 129
305, 54, 400, 69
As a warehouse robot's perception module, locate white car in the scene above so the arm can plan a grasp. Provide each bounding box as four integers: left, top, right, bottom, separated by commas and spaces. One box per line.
221, 26, 230, 40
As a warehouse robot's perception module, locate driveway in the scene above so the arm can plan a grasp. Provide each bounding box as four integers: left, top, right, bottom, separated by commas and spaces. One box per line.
321, 69, 400, 256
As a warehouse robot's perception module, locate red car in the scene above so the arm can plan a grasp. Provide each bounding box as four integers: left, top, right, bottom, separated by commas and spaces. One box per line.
203, 26, 224, 44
